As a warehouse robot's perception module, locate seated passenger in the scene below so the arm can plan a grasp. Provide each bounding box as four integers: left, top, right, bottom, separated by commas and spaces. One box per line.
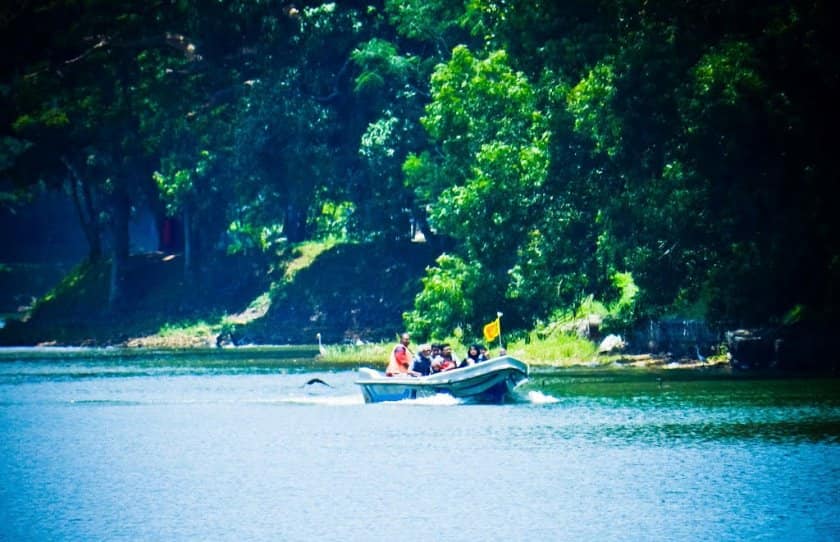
431, 343, 459, 372
460, 344, 482, 367
411, 344, 433, 376
386, 333, 418, 376
477, 345, 489, 362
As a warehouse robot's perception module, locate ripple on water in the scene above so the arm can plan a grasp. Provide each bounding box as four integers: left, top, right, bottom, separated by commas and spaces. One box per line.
1, 354, 839, 541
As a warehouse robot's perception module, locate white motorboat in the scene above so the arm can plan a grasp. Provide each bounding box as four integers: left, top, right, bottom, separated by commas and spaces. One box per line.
355, 355, 529, 403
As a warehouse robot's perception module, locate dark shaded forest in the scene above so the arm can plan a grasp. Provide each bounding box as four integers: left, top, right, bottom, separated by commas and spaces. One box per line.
0, 1, 837, 355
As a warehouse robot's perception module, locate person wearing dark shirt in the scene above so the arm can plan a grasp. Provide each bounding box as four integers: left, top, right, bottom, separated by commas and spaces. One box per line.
411, 344, 433, 376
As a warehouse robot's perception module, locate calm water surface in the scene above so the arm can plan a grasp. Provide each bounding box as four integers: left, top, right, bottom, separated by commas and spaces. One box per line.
1, 347, 839, 541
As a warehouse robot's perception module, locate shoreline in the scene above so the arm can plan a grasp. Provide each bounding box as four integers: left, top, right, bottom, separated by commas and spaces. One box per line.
5, 339, 728, 370
4, 343, 836, 376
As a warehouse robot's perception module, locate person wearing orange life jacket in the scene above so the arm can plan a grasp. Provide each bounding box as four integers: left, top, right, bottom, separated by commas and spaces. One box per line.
386, 333, 418, 376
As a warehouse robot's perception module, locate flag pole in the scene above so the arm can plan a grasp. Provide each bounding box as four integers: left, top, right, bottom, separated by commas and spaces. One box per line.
496, 311, 503, 351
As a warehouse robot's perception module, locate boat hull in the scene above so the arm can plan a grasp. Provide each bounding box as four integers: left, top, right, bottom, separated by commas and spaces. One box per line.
355, 356, 529, 403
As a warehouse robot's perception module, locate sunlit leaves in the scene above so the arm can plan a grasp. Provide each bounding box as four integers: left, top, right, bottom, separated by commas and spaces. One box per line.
566, 62, 620, 157
351, 39, 423, 95
385, 0, 465, 47
691, 41, 764, 105
153, 150, 216, 215
403, 44, 553, 333
12, 108, 69, 131
403, 253, 478, 339
360, 116, 399, 160
413, 46, 548, 237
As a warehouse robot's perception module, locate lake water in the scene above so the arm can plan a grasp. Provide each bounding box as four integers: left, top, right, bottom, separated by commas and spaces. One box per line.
1, 347, 839, 541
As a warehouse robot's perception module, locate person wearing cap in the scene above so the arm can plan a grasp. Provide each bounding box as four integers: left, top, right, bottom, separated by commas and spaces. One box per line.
411, 344, 433, 376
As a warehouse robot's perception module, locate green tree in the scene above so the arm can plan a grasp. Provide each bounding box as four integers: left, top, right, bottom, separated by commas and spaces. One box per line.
351, 37, 434, 241
404, 46, 550, 334
4, 0, 203, 305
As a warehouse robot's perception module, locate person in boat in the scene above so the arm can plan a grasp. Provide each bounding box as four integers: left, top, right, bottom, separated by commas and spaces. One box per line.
477, 345, 489, 362
411, 344, 433, 376
386, 333, 417, 376
431, 343, 459, 372
460, 344, 482, 367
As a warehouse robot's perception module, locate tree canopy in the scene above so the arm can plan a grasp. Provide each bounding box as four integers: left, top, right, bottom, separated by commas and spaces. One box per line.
1, 0, 836, 340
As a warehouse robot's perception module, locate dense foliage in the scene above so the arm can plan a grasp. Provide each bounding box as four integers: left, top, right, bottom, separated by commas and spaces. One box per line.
1, 1, 836, 341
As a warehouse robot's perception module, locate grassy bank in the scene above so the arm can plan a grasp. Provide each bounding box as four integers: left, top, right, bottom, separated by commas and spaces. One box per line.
317, 333, 604, 367
315, 331, 728, 369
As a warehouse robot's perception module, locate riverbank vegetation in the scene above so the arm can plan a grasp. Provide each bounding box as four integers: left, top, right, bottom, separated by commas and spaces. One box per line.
1, 1, 836, 367
315, 333, 602, 368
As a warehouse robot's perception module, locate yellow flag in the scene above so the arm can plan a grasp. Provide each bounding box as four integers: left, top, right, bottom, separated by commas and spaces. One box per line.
483, 318, 500, 343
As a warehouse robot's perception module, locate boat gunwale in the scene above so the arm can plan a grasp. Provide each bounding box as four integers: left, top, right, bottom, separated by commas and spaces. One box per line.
354, 356, 528, 388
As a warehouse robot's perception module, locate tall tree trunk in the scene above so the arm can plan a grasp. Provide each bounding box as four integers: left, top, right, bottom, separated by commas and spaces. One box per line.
62, 157, 102, 261
182, 204, 193, 279
108, 187, 130, 309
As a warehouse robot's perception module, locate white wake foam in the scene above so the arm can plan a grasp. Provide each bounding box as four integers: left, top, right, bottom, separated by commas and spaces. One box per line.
273, 394, 365, 406
526, 390, 560, 404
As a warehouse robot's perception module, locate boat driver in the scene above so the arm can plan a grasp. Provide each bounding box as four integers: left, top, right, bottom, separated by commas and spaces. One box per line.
386, 333, 418, 376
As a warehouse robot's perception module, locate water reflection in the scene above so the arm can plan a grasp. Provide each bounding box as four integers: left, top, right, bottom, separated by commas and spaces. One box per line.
522, 372, 840, 445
